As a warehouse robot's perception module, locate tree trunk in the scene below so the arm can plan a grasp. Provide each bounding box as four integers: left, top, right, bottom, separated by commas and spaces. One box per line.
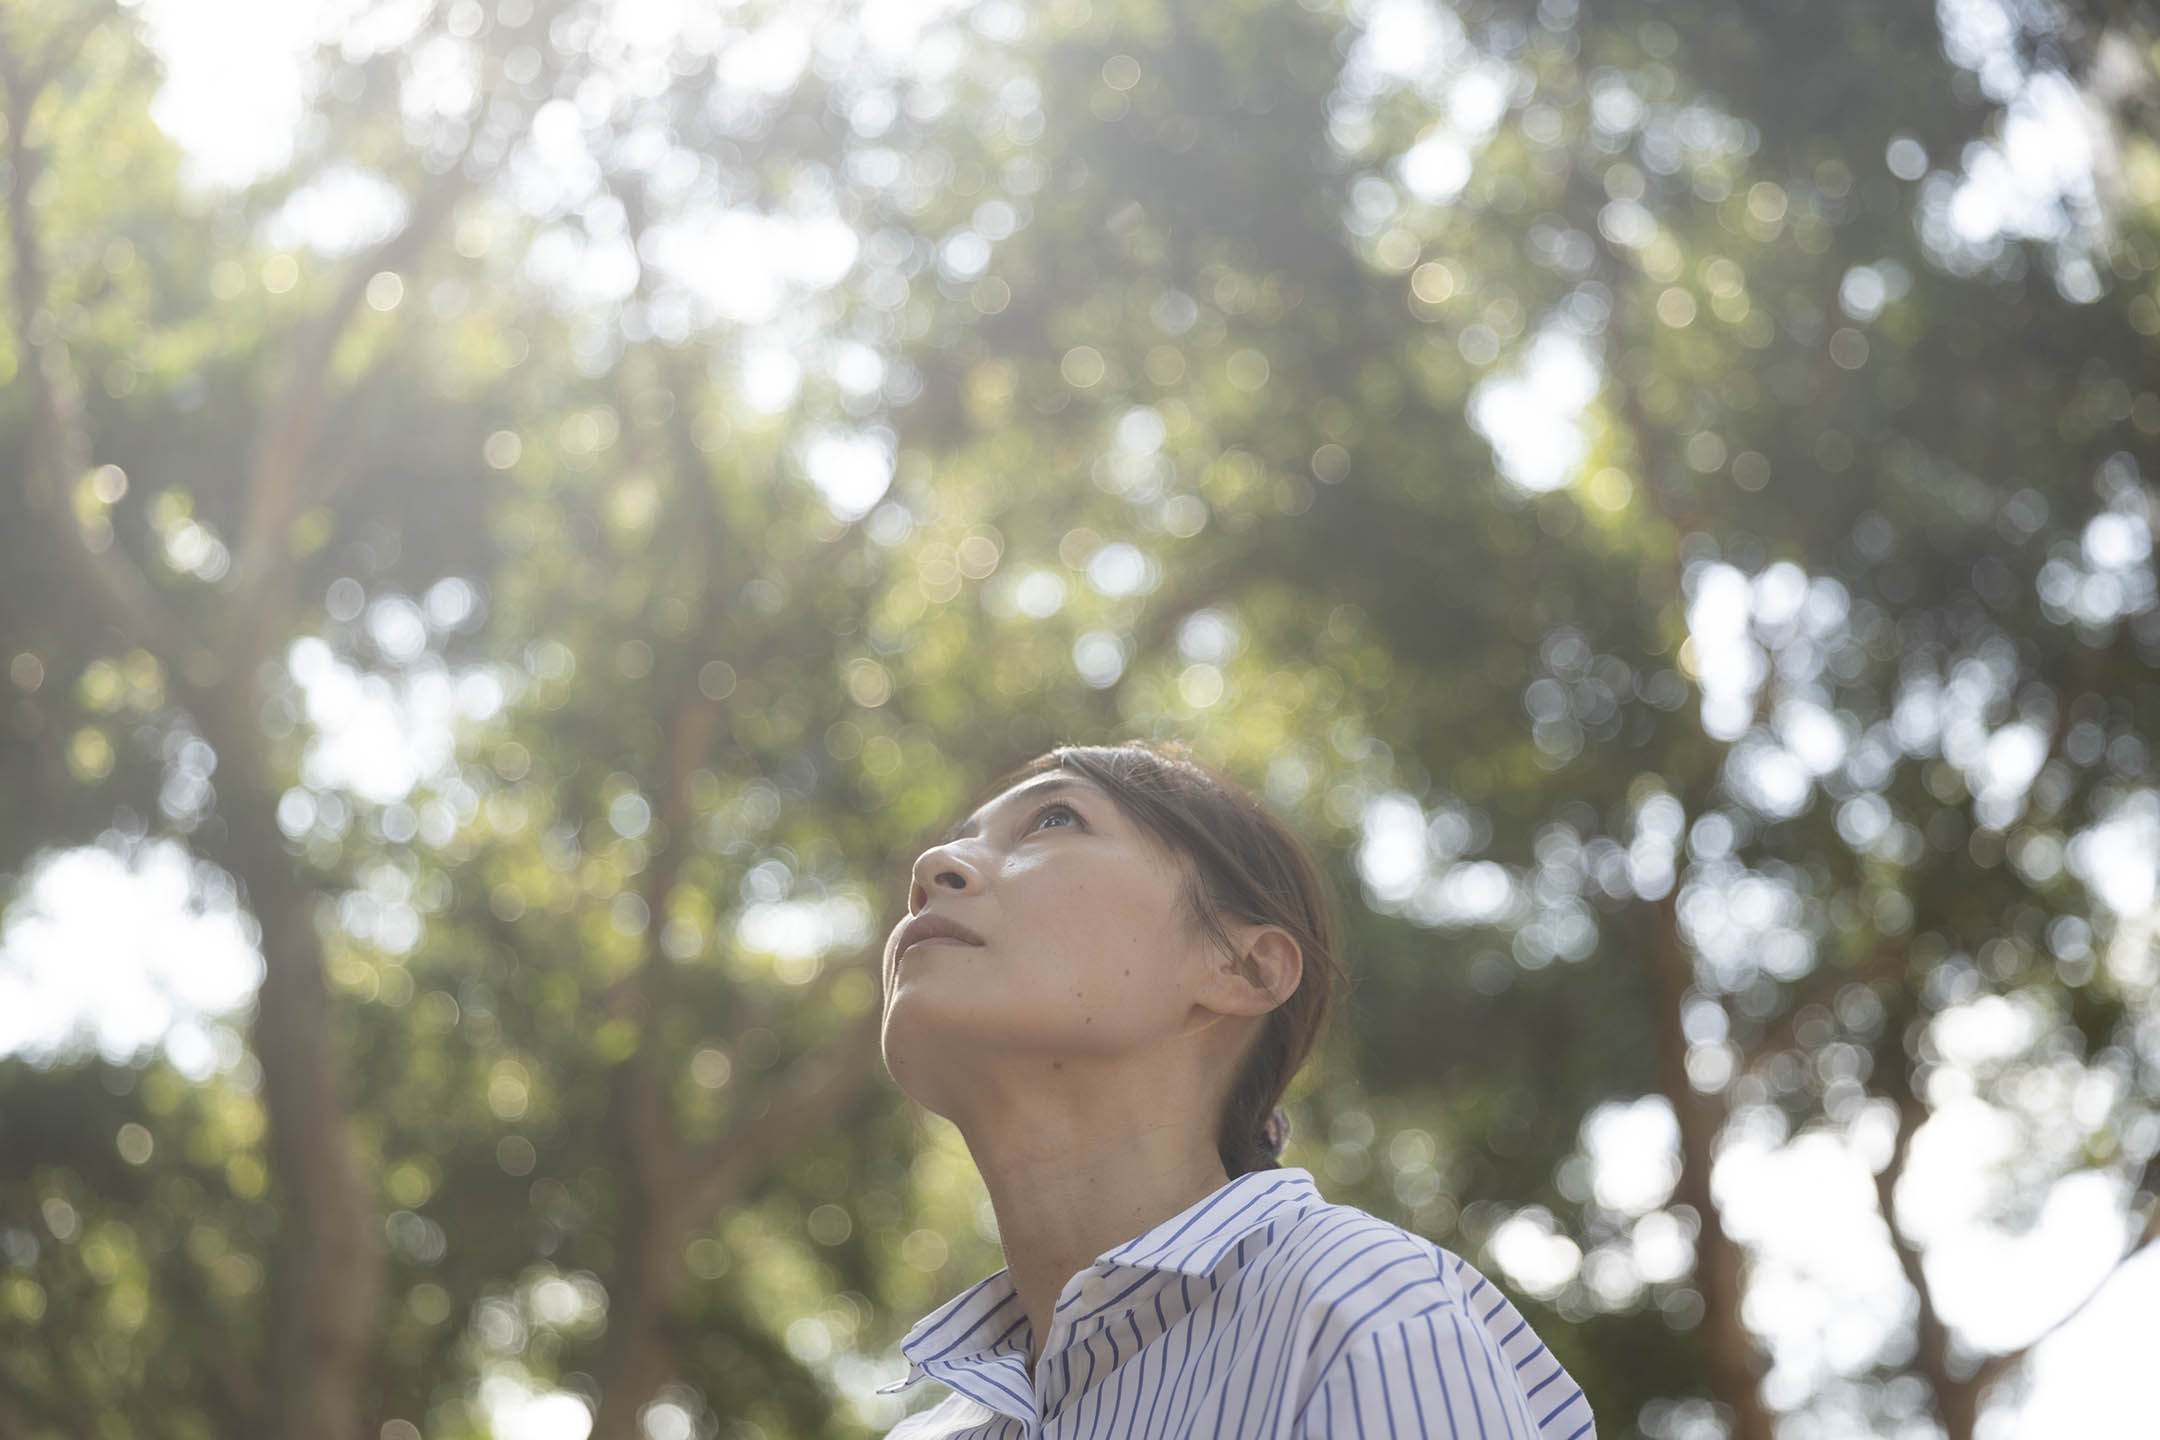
1643, 892, 1776, 1440
210, 720, 382, 1440
590, 1038, 685, 1440
251, 872, 382, 1440
1871, 999, 1981, 1440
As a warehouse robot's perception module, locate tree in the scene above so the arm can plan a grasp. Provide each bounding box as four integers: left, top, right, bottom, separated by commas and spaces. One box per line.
2, 1, 557, 1432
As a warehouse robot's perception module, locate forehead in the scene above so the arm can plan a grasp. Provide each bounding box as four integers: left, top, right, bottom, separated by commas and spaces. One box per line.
944, 773, 1109, 844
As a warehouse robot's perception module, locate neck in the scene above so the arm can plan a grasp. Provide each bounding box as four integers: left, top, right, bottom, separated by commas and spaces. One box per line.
951, 1071, 1232, 1374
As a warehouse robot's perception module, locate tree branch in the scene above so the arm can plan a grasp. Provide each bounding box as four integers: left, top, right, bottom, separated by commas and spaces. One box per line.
0, 29, 182, 666
227, 159, 476, 669
668, 1012, 886, 1233
4, 2, 112, 100
1861, 1026, 2160, 1437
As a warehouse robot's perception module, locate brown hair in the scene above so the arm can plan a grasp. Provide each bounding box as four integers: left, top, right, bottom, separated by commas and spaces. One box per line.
986, 741, 1343, 1178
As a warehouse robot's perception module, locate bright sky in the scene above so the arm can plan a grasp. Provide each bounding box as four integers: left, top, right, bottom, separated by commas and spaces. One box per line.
137, 0, 332, 189
3, 3, 2150, 1437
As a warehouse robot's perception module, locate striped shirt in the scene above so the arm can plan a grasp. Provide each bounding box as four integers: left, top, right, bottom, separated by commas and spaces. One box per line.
880, 1167, 1594, 1439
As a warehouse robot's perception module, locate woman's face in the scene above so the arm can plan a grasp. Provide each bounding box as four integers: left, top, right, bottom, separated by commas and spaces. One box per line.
879, 770, 1226, 1105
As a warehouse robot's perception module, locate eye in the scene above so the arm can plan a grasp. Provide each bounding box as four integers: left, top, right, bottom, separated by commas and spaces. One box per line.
1029, 801, 1085, 833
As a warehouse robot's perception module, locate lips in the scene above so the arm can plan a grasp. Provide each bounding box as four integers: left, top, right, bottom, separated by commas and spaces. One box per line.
893, 909, 986, 961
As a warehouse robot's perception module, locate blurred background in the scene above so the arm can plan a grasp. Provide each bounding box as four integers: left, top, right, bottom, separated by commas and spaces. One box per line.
2, 0, 2157, 1436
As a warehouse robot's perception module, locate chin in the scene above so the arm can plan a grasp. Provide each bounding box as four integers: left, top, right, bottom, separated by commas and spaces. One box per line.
881, 994, 1041, 1107
879, 994, 949, 1103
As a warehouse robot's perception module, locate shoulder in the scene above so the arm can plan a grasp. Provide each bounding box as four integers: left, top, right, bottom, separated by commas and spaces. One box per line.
1261, 1206, 1596, 1438
1300, 1309, 1596, 1439
1262, 1198, 1451, 1324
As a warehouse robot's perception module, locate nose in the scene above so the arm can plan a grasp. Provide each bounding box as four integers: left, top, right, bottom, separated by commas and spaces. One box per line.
908, 841, 983, 913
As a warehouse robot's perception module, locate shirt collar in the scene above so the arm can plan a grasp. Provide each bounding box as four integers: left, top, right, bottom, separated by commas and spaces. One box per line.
882, 1167, 1323, 1394
1096, 1166, 1322, 1279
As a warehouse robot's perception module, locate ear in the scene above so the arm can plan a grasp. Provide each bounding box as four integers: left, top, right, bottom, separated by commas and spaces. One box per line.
1205, 922, 1303, 1018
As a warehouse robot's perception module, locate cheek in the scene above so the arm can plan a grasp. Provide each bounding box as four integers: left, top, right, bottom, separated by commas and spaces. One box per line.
1054, 895, 1198, 1023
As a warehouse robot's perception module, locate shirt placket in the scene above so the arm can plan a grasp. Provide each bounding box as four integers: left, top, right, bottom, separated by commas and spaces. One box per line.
1035, 1260, 1130, 1429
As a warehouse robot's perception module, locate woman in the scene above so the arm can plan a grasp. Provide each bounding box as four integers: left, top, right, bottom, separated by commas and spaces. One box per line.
877, 741, 1593, 1439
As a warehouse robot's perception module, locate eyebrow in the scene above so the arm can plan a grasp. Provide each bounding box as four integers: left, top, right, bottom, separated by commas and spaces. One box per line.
943, 775, 1099, 845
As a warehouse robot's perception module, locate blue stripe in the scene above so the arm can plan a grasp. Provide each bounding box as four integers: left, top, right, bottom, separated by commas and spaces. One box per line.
1542, 1391, 1589, 1429
1171, 1230, 1271, 1433
926, 1358, 1031, 1416
1471, 1304, 1527, 1439
1404, 1318, 1433, 1437
1105, 1316, 1145, 1440
1431, 1312, 1465, 1437
1373, 1331, 1401, 1440
1120, 1174, 1303, 1270
1307, 1264, 1442, 1380
1154, 1240, 1243, 1435
921, 1289, 1021, 1362
1078, 1270, 1156, 1326
911, 1271, 1008, 1349
1451, 1309, 1492, 1439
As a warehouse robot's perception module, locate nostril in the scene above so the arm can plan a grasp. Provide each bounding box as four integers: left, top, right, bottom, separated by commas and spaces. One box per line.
935, 868, 967, 890
908, 880, 927, 913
